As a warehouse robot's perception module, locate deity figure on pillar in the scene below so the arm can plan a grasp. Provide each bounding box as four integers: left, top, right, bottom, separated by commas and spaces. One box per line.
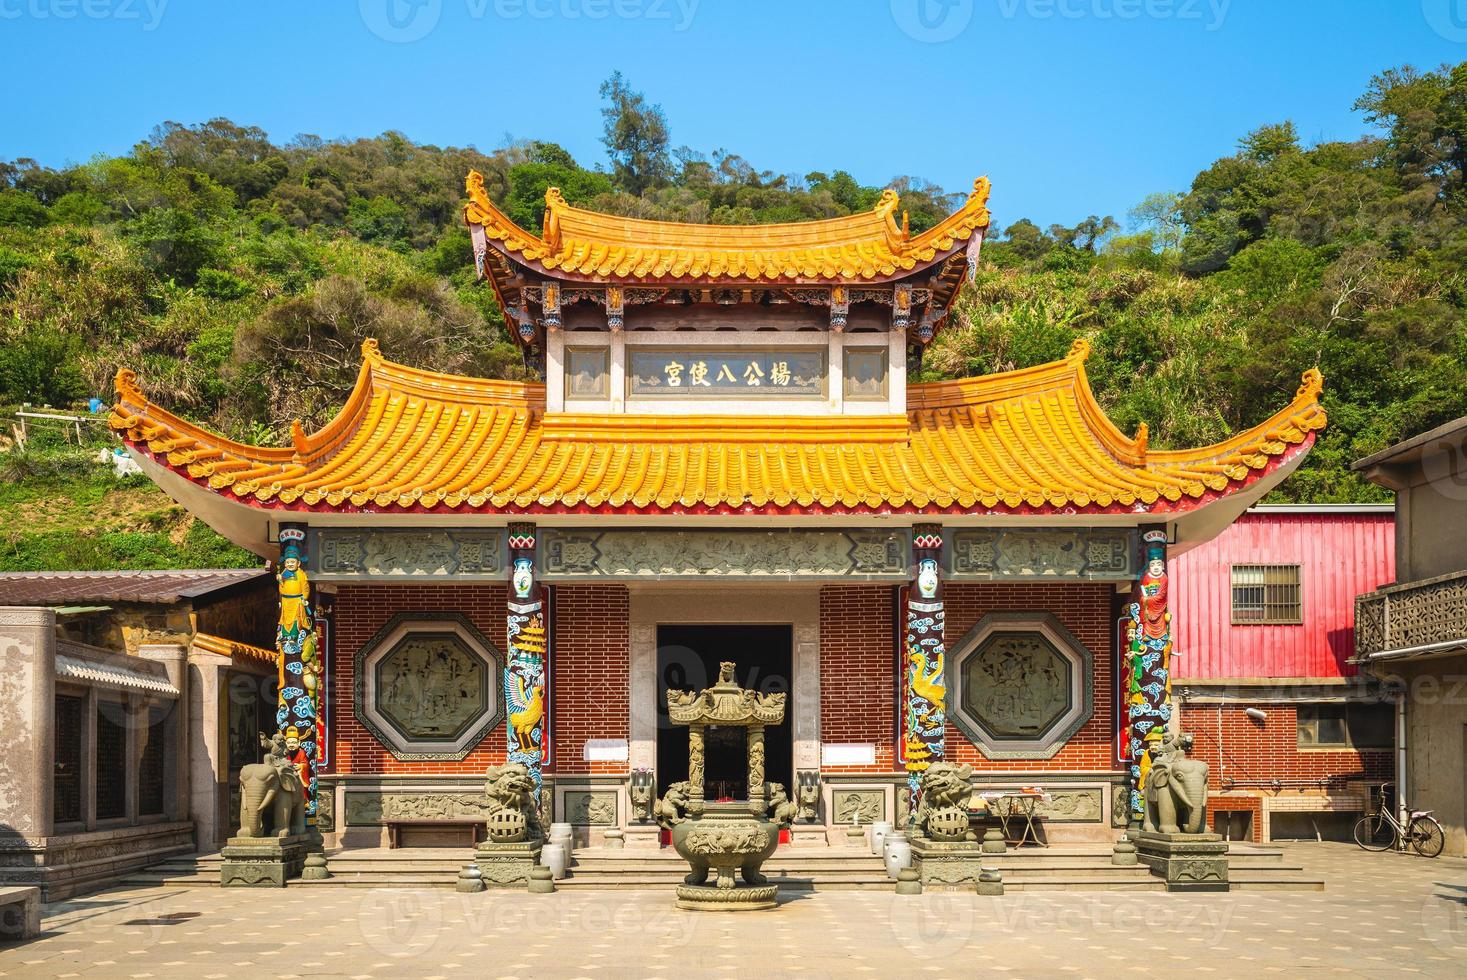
275, 527, 322, 822
1126, 529, 1174, 822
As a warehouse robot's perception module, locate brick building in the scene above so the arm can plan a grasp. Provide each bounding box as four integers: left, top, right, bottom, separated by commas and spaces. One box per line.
107, 174, 1331, 849
1168, 506, 1397, 842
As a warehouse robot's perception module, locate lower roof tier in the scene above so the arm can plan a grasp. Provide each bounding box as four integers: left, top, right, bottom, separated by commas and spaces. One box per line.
111, 339, 1326, 537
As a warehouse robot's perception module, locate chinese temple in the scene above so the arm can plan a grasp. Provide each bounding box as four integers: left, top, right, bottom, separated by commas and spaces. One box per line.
108, 172, 1328, 851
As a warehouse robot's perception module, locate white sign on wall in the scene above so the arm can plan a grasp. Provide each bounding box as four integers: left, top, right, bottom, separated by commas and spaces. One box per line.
820, 743, 877, 767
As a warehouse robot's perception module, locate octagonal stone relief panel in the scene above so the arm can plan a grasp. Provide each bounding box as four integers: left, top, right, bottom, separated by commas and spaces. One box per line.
354, 613, 504, 760
949, 612, 1093, 760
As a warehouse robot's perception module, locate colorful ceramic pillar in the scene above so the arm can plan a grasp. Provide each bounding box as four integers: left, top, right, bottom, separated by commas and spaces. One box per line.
1126, 528, 1174, 824
275, 524, 322, 825
901, 524, 946, 823
505, 522, 549, 809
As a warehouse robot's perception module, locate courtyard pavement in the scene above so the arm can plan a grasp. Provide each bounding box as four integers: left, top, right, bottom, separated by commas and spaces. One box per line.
1, 844, 1465, 978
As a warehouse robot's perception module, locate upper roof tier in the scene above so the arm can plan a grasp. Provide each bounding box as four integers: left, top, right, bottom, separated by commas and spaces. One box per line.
110, 339, 1326, 537
464, 171, 992, 285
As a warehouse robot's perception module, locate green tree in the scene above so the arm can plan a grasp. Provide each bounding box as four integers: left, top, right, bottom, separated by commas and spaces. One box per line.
599, 71, 673, 195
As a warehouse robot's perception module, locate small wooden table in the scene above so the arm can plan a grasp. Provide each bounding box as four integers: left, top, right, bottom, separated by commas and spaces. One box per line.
387, 820, 486, 849
985, 791, 1050, 848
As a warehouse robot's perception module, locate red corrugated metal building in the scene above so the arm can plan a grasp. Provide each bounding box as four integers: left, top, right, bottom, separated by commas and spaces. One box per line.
1172, 505, 1396, 680
1168, 505, 1397, 842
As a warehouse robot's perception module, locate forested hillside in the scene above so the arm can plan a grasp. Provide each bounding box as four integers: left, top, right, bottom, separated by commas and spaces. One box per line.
2, 65, 1464, 569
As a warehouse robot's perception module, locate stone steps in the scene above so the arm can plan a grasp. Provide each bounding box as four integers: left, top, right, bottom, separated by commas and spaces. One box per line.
120, 841, 1321, 892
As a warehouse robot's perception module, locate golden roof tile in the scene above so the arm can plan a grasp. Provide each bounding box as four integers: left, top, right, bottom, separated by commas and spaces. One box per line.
111, 340, 1326, 518
464, 172, 992, 284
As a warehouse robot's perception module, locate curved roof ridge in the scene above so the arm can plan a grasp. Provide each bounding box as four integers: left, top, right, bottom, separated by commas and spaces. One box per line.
463, 170, 991, 284
1147, 368, 1326, 465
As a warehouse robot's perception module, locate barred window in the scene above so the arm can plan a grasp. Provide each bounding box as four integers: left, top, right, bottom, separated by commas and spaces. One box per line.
1230, 564, 1302, 624
138, 704, 170, 817
95, 700, 127, 820
53, 694, 85, 825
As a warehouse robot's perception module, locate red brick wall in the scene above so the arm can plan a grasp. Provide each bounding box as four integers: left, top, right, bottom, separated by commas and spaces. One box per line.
1185, 702, 1393, 789
328, 583, 509, 776
818, 585, 897, 773
817, 582, 1119, 774
943, 582, 1117, 772
550, 584, 629, 775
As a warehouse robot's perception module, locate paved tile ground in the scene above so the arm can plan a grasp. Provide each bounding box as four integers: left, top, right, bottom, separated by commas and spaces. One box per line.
2, 844, 1465, 978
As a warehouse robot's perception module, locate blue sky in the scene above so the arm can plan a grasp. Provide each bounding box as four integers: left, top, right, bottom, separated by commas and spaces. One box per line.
1, 1, 1464, 228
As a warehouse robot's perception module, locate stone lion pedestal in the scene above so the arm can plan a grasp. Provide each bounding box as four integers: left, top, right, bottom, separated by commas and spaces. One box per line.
220, 833, 309, 887
908, 837, 986, 888
474, 839, 544, 888
473, 762, 547, 887
1133, 831, 1230, 892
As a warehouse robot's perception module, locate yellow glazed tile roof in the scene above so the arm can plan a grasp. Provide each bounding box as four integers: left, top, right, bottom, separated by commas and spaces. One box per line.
464, 172, 992, 283
111, 340, 1326, 517
192, 632, 276, 665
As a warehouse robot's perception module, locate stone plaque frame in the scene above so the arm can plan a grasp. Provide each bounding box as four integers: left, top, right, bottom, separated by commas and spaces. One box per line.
948, 612, 1094, 760
541, 528, 909, 581
310, 528, 505, 581
353, 613, 504, 761
944, 528, 1137, 581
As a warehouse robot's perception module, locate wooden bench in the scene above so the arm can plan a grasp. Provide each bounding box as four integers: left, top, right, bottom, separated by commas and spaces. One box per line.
0, 886, 40, 942
386, 820, 486, 849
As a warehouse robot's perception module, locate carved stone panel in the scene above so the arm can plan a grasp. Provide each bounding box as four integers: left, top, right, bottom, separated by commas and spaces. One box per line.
963, 634, 1071, 739
375, 635, 487, 740
354, 613, 504, 761
541, 529, 908, 580
564, 791, 617, 827
312, 529, 504, 580
946, 529, 1136, 581
344, 792, 498, 826
949, 613, 1094, 760
832, 789, 885, 825
1034, 789, 1103, 823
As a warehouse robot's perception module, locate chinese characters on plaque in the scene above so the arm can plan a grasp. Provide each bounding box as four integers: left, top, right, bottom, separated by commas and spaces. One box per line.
627, 348, 826, 397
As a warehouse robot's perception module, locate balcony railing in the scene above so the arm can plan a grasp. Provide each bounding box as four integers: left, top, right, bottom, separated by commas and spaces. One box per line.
1355, 568, 1467, 658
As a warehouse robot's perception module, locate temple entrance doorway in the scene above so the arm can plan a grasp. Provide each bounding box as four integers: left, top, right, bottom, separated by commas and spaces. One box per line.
656, 624, 793, 799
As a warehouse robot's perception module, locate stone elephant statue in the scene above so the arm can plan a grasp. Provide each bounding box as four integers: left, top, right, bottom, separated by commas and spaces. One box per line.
1142, 733, 1209, 835
238, 735, 307, 839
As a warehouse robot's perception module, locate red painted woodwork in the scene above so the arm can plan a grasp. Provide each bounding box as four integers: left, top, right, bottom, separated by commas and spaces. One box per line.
1170, 508, 1395, 680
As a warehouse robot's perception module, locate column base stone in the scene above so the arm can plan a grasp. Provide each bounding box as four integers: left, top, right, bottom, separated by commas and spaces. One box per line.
220, 834, 309, 887
1133, 831, 1230, 892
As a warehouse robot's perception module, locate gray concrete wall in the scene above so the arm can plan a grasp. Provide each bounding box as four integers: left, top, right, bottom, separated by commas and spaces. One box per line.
1401, 654, 1467, 857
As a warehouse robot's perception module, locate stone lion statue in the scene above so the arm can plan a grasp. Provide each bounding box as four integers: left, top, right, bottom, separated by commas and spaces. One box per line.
765, 782, 798, 827
483, 762, 543, 842
915, 762, 977, 841
654, 780, 692, 830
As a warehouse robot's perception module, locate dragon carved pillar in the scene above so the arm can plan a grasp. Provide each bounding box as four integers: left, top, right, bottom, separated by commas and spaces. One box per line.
901, 524, 947, 824
1125, 528, 1175, 825
506, 522, 550, 813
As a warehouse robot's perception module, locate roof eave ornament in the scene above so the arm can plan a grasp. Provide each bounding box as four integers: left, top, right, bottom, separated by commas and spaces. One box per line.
543, 187, 565, 251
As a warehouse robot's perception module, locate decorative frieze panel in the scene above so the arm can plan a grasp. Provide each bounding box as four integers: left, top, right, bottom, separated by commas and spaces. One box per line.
311, 529, 504, 580
949, 612, 1094, 760
541, 529, 909, 580
353, 613, 504, 761
945, 528, 1137, 581
564, 791, 618, 826
832, 789, 886, 825
344, 792, 498, 826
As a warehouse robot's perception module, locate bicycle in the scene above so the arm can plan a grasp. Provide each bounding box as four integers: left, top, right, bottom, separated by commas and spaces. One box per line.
1352, 782, 1445, 857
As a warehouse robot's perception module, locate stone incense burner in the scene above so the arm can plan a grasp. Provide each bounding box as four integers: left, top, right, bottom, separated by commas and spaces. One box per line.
659, 661, 787, 911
